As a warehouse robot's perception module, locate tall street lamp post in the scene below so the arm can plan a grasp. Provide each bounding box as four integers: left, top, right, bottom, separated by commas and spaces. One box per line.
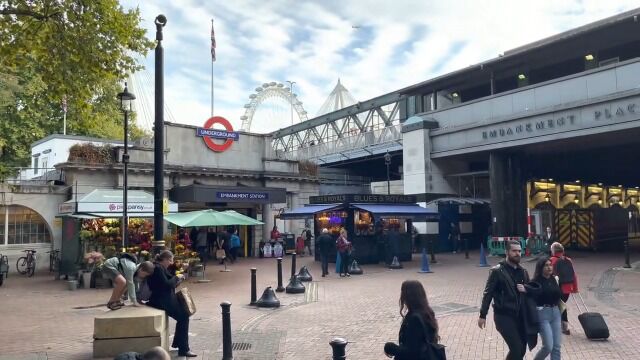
153, 15, 167, 254
117, 83, 136, 248
286, 80, 296, 126
384, 151, 391, 195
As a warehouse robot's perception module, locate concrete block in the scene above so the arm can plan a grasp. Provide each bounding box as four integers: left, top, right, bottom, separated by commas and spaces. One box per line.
93, 335, 166, 358
94, 306, 167, 339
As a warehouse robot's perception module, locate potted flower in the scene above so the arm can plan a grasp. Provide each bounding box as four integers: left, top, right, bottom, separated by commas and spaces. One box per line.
82, 251, 104, 289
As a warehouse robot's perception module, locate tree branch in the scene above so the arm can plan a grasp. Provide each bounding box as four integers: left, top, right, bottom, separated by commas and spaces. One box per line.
0, 8, 60, 20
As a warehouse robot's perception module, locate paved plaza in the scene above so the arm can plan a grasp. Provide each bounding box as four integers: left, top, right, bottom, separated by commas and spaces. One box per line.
1, 251, 639, 360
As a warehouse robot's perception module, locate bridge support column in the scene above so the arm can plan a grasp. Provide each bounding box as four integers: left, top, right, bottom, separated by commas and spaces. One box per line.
489, 152, 527, 237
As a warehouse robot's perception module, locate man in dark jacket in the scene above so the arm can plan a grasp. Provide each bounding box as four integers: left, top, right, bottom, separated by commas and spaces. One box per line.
478, 240, 532, 360
316, 228, 333, 277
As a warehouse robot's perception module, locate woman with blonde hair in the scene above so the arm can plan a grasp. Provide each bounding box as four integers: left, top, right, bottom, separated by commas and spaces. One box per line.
336, 228, 352, 277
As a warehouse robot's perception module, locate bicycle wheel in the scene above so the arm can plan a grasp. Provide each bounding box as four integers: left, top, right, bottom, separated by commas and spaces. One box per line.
16, 257, 28, 275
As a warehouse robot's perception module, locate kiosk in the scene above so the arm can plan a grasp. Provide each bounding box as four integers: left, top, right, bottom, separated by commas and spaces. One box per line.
280, 194, 439, 264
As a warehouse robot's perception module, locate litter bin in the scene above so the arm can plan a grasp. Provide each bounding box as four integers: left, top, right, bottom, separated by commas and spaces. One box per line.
282, 233, 296, 254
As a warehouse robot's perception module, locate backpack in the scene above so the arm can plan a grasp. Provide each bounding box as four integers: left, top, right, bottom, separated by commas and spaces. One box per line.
553, 257, 575, 284
136, 277, 152, 303
117, 253, 138, 274
415, 314, 447, 360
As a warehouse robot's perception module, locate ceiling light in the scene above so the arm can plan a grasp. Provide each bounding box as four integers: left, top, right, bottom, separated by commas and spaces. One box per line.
451, 92, 459, 98
518, 74, 526, 80
585, 54, 594, 61
545, 194, 551, 202
574, 198, 579, 204
598, 199, 603, 204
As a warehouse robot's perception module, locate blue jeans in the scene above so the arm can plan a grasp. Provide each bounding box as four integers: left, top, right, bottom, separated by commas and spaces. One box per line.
535, 306, 562, 360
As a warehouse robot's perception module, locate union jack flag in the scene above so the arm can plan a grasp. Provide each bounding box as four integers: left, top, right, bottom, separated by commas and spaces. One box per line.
211, 20, 216, 62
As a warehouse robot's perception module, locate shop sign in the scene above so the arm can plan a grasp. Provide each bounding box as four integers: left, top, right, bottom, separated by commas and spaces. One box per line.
216, 191, 269, 200
58, 202, 75, 214
75, 202, 178, 213
196, 116, 239, 152
481, 114, 576, 140
310, 194, 417, 204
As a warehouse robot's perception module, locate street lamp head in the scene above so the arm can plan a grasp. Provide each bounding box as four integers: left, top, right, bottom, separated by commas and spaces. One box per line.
155, 15, 167, 27
384, 151, 391, 164
117, 82, 136, 112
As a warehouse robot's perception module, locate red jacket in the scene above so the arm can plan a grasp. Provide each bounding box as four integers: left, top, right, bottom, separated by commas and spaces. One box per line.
550, 254, 579, 294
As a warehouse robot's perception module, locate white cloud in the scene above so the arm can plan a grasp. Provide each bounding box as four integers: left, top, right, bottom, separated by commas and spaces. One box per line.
121, 0, 640, 133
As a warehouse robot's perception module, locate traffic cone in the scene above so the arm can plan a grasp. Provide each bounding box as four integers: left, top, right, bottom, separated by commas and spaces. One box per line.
478, 243, 489, 267
418, 248, 432, 273
389, 256, 403, 269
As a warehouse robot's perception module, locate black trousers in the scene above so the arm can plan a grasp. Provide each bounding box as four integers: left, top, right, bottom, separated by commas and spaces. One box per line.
339, 252, 350, 275
494, 313, 526, 360
151, 304, 190, 353
320, 252, 329, 275
561, 293, 570, 322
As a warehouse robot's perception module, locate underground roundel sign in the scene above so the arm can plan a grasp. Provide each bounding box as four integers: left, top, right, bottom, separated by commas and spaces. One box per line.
196, 116, 240, 152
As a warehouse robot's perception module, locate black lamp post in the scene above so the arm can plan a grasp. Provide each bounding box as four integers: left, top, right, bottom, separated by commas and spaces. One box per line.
153, 15, 167, 254
384, 151, 391, 195
117, 83, 136, 248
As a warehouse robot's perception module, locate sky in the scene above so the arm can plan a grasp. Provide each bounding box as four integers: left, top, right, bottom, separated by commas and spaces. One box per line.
121, 0, 640, 134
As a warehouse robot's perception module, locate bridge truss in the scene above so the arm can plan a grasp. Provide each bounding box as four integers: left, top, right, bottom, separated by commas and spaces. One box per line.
271, 91, 407, 163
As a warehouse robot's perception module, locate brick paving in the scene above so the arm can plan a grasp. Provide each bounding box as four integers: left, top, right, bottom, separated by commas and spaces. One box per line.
0, 251, 639, 359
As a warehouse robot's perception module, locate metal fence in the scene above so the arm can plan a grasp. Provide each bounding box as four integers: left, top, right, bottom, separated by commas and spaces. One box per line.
1, 167, 64, 185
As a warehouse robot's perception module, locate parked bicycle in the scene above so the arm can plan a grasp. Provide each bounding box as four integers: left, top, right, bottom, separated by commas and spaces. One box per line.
16, 249, 37, 277
0, 253, 8, 286
47, 249, 60, 273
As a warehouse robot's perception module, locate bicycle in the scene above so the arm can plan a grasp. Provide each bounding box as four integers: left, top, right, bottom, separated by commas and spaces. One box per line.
16, 249, 37, 277
47, 249, 60, 273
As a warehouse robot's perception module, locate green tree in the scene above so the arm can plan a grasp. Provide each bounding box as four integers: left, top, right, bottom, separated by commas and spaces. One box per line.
0, 0, 154, 178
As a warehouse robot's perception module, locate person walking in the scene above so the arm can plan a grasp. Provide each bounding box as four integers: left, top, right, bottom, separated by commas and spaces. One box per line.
316, 228, 333, 277
549, 242, 578, 335
478, 240, 534, 360
449, 222, 460, 253
532, 256, 563, 360
146, 250, 196, 357
195, 228, 208, 265
304, 227, 313, 256
230, 229, 241, 262
336, 228, 352, 277
544, 227, 555, 254
384, 280, 441, 360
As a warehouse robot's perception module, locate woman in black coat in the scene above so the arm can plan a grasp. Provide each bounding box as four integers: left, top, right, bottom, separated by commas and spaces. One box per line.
146, 250, 196, 358
384, 280, 440, 360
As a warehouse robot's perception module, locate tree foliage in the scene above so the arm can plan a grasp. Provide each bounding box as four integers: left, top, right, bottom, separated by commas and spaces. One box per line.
0, 0, 154, 177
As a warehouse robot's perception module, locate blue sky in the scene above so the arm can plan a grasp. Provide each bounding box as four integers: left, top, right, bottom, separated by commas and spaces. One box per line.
121, 0, 639, 133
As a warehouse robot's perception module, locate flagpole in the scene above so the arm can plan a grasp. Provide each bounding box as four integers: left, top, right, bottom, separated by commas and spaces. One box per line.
211, 18, 214, 117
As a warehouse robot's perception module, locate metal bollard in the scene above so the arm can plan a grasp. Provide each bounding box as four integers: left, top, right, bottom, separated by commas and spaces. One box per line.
250, 268, 257, 305
290, 252, 297, 278
276, 257, 285, 292
464, 238, 469, 259
330, 337, 348, 360
429, 237, 437, 264
220, 301, 233, 360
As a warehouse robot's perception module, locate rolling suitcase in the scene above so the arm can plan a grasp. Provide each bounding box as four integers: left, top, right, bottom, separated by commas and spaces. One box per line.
573, 292, 609, 340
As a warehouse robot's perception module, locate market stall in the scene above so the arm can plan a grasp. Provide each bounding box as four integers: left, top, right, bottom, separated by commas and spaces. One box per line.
280, 194, 439, 264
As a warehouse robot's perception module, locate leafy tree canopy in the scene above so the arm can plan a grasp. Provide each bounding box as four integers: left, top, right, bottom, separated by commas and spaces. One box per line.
0, 0, 154, 177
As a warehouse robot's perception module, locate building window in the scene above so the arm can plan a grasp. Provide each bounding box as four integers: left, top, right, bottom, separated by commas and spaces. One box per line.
33, 157, 39, 175
0, 205, 51, 245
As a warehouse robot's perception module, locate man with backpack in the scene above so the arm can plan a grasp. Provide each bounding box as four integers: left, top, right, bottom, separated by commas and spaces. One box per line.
550, 242, 579, 335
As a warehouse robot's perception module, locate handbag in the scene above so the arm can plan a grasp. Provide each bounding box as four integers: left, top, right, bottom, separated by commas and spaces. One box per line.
415, 314, 447, 360
554, 276, 567, 313
176, 287, 197, 316
215, 239, 226, 260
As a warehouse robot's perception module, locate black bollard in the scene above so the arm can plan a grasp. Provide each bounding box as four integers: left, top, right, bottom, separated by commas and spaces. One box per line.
276, 257, 285, 292
221, 301, 233, 360
464, 238, 469, 259
428, 237, 437, 264
250, 268, 257, 305
290, 252, 297, 278
285, 274, 305, 294
330, 337, 348, 360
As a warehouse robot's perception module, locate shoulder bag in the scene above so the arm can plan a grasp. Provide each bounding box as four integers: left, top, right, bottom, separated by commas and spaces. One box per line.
176, 287, 197, 316
415, 314, 447, 360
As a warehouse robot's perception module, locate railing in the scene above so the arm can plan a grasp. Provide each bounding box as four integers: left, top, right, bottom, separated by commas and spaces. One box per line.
1, 167, 64, 185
